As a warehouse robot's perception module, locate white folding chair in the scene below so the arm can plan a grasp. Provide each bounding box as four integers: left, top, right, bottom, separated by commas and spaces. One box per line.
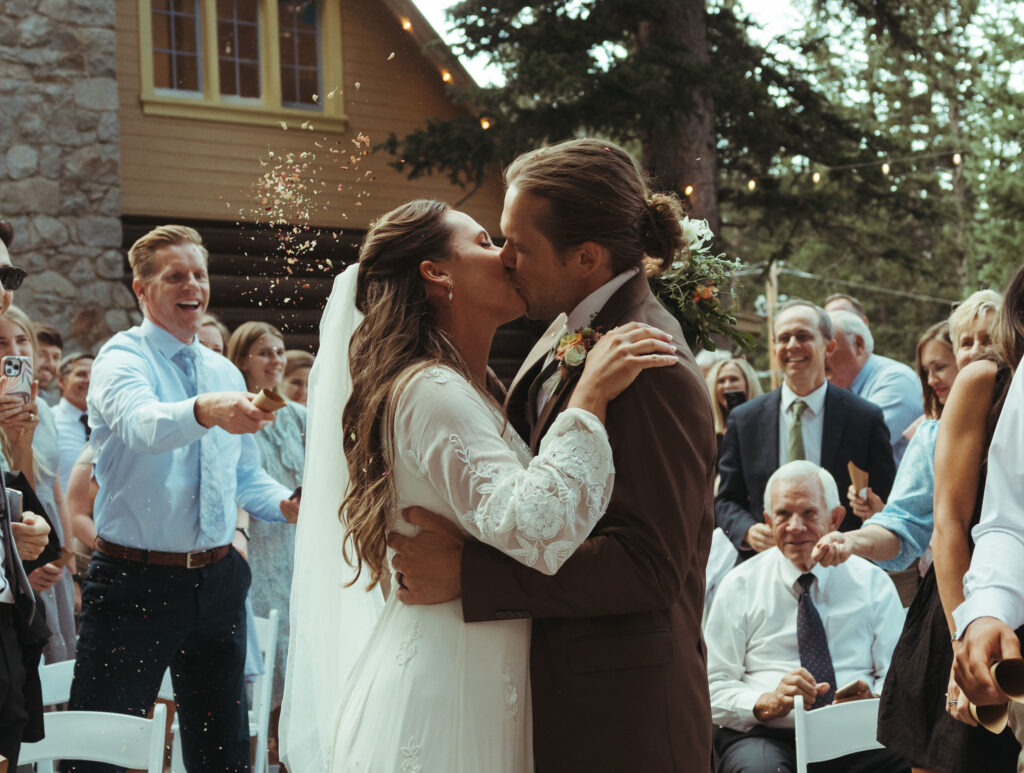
19, 704, 167, 773
793, 697, 884, 773
166, 609, 281, 773
39, 659, 76, 707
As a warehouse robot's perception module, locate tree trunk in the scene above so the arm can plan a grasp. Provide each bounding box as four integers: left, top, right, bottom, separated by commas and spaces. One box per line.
638, 0, 721, 235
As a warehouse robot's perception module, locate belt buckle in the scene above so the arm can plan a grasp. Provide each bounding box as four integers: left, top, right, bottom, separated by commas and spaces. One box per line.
185, 550, 202, 569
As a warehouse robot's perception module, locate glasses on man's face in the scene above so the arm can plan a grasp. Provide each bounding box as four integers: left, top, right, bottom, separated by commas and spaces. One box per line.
0, 266, 27, 291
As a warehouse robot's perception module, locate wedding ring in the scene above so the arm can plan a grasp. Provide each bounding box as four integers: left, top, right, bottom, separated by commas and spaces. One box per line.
947, 699, 958, 706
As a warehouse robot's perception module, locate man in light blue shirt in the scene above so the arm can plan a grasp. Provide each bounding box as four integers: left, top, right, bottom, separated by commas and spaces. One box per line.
51, 353, 93, 492
65, 225, 298, 773
827, 310, 922, 465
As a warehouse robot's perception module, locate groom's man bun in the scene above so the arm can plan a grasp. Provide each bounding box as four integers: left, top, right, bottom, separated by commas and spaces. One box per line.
504, 139, 685, 274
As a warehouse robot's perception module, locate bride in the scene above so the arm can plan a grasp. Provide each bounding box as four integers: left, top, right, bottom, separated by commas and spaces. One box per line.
281, 199, 676, 772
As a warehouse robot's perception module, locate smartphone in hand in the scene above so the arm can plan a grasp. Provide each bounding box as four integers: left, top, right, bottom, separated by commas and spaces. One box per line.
1, 356, 33, 404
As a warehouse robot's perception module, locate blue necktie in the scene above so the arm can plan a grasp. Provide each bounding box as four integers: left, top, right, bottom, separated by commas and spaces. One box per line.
175, 347, 224, 542
796, 573, 836, 709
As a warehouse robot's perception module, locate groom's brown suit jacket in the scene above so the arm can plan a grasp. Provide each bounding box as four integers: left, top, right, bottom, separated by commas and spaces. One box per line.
462, 272, 716, 772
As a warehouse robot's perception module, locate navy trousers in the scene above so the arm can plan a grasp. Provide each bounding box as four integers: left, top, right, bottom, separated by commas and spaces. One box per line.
64, 548, 252, 773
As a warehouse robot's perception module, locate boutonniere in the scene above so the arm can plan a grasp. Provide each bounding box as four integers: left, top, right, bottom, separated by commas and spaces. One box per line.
553, 326, 604, 378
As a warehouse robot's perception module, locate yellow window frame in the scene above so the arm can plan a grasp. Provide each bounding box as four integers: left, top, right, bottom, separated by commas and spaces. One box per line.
138, 0, 347, 133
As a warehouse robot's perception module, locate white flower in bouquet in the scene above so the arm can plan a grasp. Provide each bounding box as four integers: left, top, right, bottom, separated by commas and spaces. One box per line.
681, 217, 714, 252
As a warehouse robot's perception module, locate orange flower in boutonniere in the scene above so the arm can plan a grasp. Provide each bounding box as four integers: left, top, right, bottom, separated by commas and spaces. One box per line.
553, 326, 604, 379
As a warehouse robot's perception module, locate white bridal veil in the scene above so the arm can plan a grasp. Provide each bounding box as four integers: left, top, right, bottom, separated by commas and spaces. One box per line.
280, 264, 386, 772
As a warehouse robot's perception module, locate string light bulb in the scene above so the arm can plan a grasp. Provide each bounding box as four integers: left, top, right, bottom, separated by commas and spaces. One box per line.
441, 70, 452, 82
401, 18, 412, 30
747, 178, 757, 192
812, 171, 821, 184
953, 152, 962, 165
683, 185, 694, 197
480, 117, 491, 130
881, 162, 890, 175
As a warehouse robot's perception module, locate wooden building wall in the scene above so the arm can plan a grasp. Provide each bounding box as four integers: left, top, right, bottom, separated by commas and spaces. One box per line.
115, 0, 505, 233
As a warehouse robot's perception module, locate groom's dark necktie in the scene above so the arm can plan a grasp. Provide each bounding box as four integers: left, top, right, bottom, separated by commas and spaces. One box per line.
526, 358, 560, 430
79, 413, 91, 441
796, 572, 836, 708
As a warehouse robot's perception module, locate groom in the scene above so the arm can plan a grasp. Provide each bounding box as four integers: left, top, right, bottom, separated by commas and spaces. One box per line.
390, 139, 716, 772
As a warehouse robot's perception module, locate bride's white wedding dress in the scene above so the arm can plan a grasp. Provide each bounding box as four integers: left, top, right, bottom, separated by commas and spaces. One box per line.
328, 364, 614, 772
281, 267, 614, 773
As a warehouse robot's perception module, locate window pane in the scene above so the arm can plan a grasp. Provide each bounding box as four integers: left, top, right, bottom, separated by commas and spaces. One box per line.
176, 53, 199, 90
238, 61, 260, 98
173, 14, 197, 53
237, 0, 258, 24
297, 32, 317, 68
296, 67, 318, 105
281, 67, 298, 105
153, 50, 173, 88
152, 0, 170, 11
152, 11, 171, 50
219, 57, 238, 95
218, 20, 236, 57
217, 0, 233, 18
237, 23, 259, 61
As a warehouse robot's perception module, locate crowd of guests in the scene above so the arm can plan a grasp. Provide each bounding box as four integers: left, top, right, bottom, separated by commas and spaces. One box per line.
0, 192, 1023, 773
699, 279, 1024, 772
0, 219, 312, 769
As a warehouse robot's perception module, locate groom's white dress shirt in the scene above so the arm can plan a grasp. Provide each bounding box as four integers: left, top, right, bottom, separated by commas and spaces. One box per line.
536, 268, 639, 414
778, 381, 827, 466
706, 547, 904, 731
954, 365, 1024, 637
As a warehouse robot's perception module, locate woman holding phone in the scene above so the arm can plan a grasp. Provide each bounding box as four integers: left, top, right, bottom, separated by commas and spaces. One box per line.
0, 305, 78, 663
705, 356, 762, 462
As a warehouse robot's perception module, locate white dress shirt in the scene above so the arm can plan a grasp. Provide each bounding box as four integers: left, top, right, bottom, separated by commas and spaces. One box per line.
53, 397, 88, 491
778, 381, 827, 466
536, 268, 639, 414
0, 531, 12, 603
706, 547, 904, 731
954, 365, 1024, 636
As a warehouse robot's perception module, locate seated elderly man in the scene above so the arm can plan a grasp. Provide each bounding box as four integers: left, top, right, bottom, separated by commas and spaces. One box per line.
706, 461, 908, 773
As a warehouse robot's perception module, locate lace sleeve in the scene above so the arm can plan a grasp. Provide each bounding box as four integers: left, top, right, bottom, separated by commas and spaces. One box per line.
395, 367, 614, 574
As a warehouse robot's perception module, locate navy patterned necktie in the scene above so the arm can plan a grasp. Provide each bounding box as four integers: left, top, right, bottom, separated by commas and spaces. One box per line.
796, 573, 836, 708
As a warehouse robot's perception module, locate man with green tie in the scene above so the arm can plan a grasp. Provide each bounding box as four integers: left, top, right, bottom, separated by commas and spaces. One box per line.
715, 300, 896, 560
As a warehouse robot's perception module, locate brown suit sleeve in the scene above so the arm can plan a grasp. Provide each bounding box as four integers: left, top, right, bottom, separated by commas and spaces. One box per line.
461, 358, 716, 621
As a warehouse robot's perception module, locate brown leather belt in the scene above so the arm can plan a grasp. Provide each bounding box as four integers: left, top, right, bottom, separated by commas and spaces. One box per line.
95, 537, 230, 569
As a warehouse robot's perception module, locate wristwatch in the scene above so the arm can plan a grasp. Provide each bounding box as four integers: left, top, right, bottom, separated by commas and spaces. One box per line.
235, 527, 251, 541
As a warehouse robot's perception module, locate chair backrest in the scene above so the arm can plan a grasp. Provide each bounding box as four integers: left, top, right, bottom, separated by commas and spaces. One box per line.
19, 704, 167, 772
249, 609, 280, 773
793, 698, 883, 773
39, 659, 76, 707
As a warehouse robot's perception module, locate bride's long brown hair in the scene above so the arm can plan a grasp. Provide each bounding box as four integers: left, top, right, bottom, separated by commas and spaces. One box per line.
340, 199, 472, 587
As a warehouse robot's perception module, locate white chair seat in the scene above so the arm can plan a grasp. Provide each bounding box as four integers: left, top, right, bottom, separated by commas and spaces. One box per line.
793, 697, 884, 773
19, 704, 167, 772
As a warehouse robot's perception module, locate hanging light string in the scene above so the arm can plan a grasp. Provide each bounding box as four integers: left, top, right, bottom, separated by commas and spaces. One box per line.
718, 149, 967, 196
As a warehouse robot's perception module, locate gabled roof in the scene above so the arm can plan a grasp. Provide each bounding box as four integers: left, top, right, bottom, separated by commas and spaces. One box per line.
378, 0, 478, 88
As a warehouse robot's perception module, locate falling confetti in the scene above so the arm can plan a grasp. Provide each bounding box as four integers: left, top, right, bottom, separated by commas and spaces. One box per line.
387, 52, 395, 60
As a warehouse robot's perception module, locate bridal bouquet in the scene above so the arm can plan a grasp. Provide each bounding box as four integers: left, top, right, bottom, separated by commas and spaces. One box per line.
644, 217, 753, 353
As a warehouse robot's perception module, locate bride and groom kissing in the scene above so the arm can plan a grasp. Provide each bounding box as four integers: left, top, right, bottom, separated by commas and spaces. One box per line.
282, 139, 717, 772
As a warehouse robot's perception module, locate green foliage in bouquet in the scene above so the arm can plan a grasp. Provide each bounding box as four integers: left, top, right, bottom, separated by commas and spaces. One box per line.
645, 217, 755, 353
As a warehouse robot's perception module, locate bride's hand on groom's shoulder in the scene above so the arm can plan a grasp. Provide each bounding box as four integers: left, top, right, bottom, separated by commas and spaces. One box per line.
571, 322, 677, 419
388, 507, 464, 605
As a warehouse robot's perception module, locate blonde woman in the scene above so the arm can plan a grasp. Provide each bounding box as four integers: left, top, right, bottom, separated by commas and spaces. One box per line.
0, 305, 77, 663
704, 356, 762, 456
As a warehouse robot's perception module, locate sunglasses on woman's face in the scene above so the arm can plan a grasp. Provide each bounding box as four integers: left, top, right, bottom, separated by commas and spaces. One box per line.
0, 266, 27, 291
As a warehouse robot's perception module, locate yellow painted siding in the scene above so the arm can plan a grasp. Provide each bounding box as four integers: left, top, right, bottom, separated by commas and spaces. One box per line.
116, 0, 504, 233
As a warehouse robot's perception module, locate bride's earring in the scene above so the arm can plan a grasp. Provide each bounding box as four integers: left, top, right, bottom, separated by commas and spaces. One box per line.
447, 279, 454, 303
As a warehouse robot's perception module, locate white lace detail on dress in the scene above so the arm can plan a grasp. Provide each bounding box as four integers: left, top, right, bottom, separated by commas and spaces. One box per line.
395, 369, 614, 576
400, 737, 422, 772
503, 662, 519, 720
396, 620, 423, 666
447, 416, 613, 573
